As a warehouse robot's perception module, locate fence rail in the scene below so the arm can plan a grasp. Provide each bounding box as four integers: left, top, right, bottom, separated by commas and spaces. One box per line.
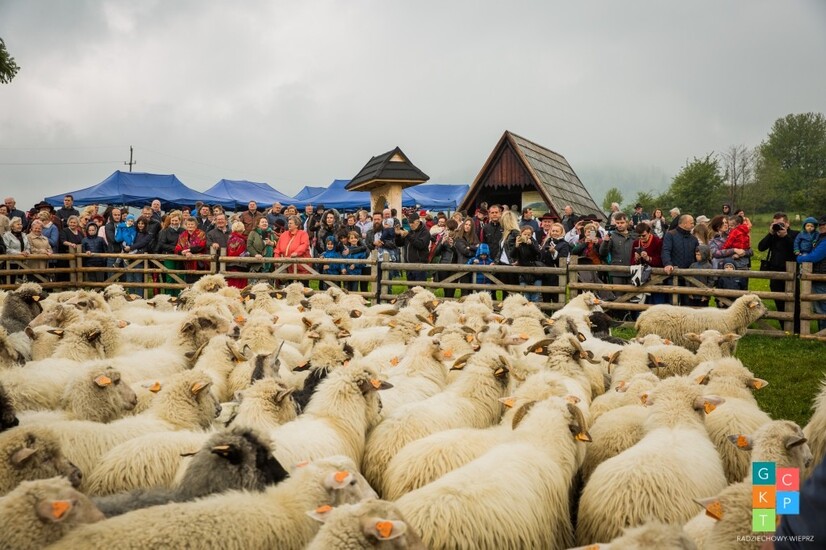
1, 252, 822, 339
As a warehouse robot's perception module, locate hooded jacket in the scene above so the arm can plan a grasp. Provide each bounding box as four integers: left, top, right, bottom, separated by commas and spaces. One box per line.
794, 217, 819, 255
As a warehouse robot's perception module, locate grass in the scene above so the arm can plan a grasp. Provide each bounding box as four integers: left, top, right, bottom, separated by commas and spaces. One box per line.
615, 327, 823, 427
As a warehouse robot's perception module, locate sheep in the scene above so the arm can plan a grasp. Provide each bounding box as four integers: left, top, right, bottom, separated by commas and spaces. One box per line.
576, 376, 727, 545
269, 362, 389, 470
569, 521, 697, 550
0, 282, 45, 334
40, 370, 220, 484
91, 428, 289, 517
636, 330, 740, 380
306, 499, 427, 550
551, 291, 603, 332
803, 377, 826, 479
530, 332, 605, 400
0, 381, 18, 433
0, 326, 27, 368
17, 366, 136, 424
697, 357, 772, 483
635, 294, 767, 352
589, 372, 660, 422
581, 403, 650, 484
51, 455, 377, 550
0, 476, 105, 550
382, 369, 579, 500
684, 420, 812, 550
395, 396, 590, 550
226, 377, 297, 431
362, 346, 511, 497
0, 427, 82, 495
374, 335, 449, 416
191, 335, 249, 403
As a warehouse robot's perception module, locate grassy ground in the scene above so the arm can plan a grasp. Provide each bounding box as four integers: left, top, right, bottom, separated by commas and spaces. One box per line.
615, 326, 824, 427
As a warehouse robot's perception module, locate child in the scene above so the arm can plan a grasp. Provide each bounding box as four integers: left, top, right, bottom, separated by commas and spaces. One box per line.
687, 244, 714, 307
320, 236, 343, 290
468, 242, 494, 286
81, 222, 107, 283
342, 231, 368, 292
715, 258, 746, 306
115, 214, 136, 250
512, 226, 542, 302
794, 216, 818, 256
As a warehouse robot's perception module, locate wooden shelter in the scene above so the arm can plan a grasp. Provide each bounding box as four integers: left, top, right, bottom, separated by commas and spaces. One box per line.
346, 146, 429, 214
459, 131, 604, 221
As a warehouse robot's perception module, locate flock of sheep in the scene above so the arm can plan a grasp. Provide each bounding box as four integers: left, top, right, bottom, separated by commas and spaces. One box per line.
0, 276, 823, 549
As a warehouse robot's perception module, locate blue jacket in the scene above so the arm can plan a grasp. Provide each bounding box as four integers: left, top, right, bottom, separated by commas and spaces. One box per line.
342, 243, 368, 275
320, 249, 344, 275
81, 236, 107, 267
794, 217, 819, 255
662, 227, 699, 269
115, 222, 136, 247
468, 242, 494, 285
797, 231, 826, 273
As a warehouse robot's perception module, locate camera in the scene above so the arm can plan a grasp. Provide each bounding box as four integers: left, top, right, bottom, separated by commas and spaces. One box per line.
772, 223, 784, 232
635, 246, 645, 254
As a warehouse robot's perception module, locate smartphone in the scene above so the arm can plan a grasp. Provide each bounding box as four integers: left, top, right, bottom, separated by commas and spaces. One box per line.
587, 231, 596, 239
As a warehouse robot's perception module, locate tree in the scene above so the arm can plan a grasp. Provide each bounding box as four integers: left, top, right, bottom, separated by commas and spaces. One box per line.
602, 187, 623, 212
720, 144, 756, 209
623, 191, 657, 216
665, 154, 725, 216
0, 38, 20, 84
754, 112, 826, 213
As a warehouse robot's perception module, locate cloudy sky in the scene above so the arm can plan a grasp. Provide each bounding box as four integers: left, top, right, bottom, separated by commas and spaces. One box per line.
1, 0, 824, 211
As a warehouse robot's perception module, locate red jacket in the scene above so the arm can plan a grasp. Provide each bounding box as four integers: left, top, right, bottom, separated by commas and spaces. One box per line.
633, 234, 663, 267
722, 224, 751, 251
274, 229, 311, 274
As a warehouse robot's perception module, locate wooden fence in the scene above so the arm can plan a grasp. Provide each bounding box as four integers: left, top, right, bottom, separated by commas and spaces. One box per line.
1, 251, 823, 340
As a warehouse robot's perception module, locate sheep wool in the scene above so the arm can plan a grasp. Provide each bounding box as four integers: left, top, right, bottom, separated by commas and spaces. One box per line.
0, 427, 82, 496
306, 499, 427, 550
803, 377, 826, 479
0, 381, 18, 433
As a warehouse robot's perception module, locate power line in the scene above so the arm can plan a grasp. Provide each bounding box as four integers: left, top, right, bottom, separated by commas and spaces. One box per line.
0, 161, 121, 166
0, 145, 122, 151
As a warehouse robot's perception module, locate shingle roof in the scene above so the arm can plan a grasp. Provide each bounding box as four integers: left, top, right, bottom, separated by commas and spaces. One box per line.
345, 147, 429, 191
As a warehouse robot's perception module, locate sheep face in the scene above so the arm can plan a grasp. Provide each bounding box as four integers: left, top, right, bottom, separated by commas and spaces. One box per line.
308, 499, 426, 549
63, 368, 138, 423
0, 327, 24, 366
1, 428, 83, 493
177, 308, 235, 350
28, 303, 78, 329
179, 428, 289, 497
154, 373, 222, 430
732, 420, 814, 471
300, 455, 378, 506
0, 383, 18, 433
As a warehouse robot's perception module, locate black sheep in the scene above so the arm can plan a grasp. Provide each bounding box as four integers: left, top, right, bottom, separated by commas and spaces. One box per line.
0, 382, 19, 433
0, 282, 46, 334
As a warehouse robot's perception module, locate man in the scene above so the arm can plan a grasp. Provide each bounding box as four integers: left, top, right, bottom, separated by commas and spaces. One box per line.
302, 204, 314, 224
606, 202, 622, 231
239, 201, 263, 236
206, 213, 231, 252
398, 214, 431, 282
141, 206, 162, 252
667, 207, 681, 231
266, 202, 286, 229
599, 213, 635, 286
472, 207, 487, 243
535, 213, 555, 244
796, 215, 826, 332
632, 222, 665, 304
520, 207, 539, 233
482, 204, 504, 264
150, 199, 163, 223
4, 197, 28, 230
757, 212, 799, 314
561, 205, 579, 233
57, 194, 79, 225
631, 203, 649, 226
663, 214, 699, 304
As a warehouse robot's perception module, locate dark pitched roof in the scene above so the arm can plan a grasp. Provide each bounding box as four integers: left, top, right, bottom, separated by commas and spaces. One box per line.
460, 131, 604, 220
345, 147, 430, 191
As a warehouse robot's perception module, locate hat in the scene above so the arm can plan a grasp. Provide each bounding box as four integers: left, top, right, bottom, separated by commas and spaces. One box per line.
696, 215, 710, 225
325, 235, 337, 243
818, 215, 826, 225
722, 258, 736, 268
125, 214, 135, 222
34, 201, 55, 212
539, 212, 558, 221
475, 207, 488, 216
419, 210, 427, 217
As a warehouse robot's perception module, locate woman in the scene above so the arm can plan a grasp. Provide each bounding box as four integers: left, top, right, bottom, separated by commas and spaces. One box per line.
650, 208, 667, 239
572, 220, 613, 300
156, 210, 183, 296
539, 222, 571, 303
247, 217, 275, 277
4, 217, 31, 278
355, 209, 372, 238
274, 215, 311, 285
57, 215, 83, 282
126, 217, 154, 297
175, 217, 207, 284
454, 218, 480, 297
314, 210, 340, 255
497, 210, 522, 296
81, 221, 107, 285
709, 215, 735, 269
692, 223, 713, 246
27, 219, 52, 274
512, 225, 543, 303
432, 219, 459, 298
226, 221, 249, 290
38, 211, 59, 255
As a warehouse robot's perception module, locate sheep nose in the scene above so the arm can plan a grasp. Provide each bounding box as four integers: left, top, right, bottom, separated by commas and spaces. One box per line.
68, 463, 83, 487
215, 403, 222, 417
10, 416, 19, 427
231, 326, 241, 339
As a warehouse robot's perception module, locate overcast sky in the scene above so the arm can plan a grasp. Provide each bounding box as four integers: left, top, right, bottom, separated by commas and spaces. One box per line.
1, 0, 824, 211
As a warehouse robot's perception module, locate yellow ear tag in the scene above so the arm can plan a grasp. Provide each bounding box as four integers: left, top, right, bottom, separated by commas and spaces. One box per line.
575, 432, 592, 442
704, 402, 717, 414
234, 315, 246, 324
334, 471, 349, 483
465, 334, 474, 343
149, 382, 161, 393
736, 435, 749, 448
315, 505, 333, 513
376, 521, 393, 538
442, 349, 453, 359
32, 295, 41, 302
94, 375, 112, 387
518, 332, 529, 339
51, 500, 71, 520
390, 357, 400, 366
705, 500, 724, 521
502, 397, 516, 408
370, 379, 382, 389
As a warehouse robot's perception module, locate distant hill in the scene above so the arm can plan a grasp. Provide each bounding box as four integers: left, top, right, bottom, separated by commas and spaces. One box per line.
576, 164, 672, 206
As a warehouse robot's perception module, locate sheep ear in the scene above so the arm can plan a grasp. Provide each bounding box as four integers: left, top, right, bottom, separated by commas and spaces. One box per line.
694, 497, 724, 521
647, 353, 664, 371
324, 470, 354, 490
190, 380, 212, 396
428, 326, 445, 336
301, 317, 313, 328
144, 381, 162, 393
614, 380, 628, 393
684, 332, 701, 342
449, 353, 473, 371
169, 296, 179, 303
117, 320, 130, 328
567, 403, 592, 442
46, 329, 65, 338
337, 329, 351, 339
359, 379, 393, 393
694, 395, 725, 414
639, 392, 651, 406
511, 400, 536, 429
499, 396, 517, 408
185, 341, 209, 364
24, 326, 36, 340
36, 499, 73, 523
723, 333, 741, 342
459, 326, 475, 334
87, 329, 102, 342
180, 321, 195, 334
94, 375, 112, 388
300, 299, 311, 309
11, 447, 37, 465
541, 318, 555, 327
524, 339, 554, 356
727, 434, 754, 451
365, 519, 407, 541
306, 504, 334, 523
785, 435, 808, 450
342, 343, 354, 359
696, 374, 710, 385
349, 309, 362, 318
275, 387, 294, 403
211, 443, 241, 462
415, 314, 434, 327
293, 362, 311, 372
749, 378, 769, 390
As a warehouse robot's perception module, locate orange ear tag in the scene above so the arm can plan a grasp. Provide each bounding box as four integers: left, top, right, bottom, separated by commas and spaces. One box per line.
334, 471, 349, 483
376, 521, 393, 538
117, 320, 129, 328
518, 333, 529, 339
315, 505, 333, 513
52, 500, 71, 520
295, 460, 310, 468
94, 375, 112, 387
704, 402, 717, 414
442, 349, 453, 359
370, 379, 382, 389
736, 435, 749, 448
390, 357, 400, 366
465, 334, 474, 343
149, 382, 161, 393
639, 394, 648, 405
502, 397, 516, 408
705, 501, 724, 521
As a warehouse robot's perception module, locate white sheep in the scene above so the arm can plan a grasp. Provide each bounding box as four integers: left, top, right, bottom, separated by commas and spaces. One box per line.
589, 372, 660, 422
306, 499, 427, 550
576, 376, 727, 545
569, 521, 696, 550
0, 476, 104, 550
0, 426, 82, 495
0, 326, 27, 368
580, 403, 650, 484
803, 377, 826, 479
51, 455, 377, 550
395, 396, 590, 550
635, 294, 767, 352
373, 335, 449, 416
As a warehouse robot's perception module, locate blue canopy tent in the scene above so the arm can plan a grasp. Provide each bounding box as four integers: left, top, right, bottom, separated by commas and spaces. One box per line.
203, 179, 296, 211
292, 186, 326, 202
300, 180, 369, 210
45, 171, 236, 210
403, 184, 469, 210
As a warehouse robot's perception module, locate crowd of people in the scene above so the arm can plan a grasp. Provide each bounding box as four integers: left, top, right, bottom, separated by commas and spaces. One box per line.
0, 194, 824, 327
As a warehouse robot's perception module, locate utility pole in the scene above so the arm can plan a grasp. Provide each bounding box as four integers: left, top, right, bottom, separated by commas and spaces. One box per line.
124, 146, 136, 172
